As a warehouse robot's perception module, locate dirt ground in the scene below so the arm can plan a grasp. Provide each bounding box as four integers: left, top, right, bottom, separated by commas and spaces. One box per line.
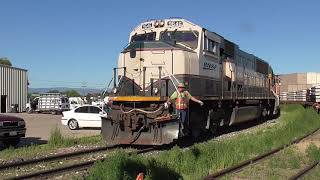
3, 112, 100, 147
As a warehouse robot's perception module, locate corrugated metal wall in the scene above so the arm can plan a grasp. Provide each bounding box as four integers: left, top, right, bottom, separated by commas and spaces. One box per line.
0, 65, 28, 112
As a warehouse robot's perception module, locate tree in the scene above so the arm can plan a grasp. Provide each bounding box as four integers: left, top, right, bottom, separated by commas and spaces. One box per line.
48, 90, 60, 93
0, 57, 12, 66
64, 89, 81, 97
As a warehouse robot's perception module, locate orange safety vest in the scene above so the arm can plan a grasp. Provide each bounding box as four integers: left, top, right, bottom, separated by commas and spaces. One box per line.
175, 92, 188, 110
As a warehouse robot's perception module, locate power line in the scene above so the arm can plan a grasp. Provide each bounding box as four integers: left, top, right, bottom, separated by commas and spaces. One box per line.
29, 79, 108, 87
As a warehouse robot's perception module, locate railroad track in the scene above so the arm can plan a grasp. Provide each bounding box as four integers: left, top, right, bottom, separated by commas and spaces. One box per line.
289, 161, 319, 180
0, 145, 122, 171
204, 127, 320, 180
5, 146, 159, 180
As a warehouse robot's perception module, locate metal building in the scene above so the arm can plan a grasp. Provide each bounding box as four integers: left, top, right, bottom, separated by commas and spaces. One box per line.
279, 72, 320, 92
0, 64, 28, 113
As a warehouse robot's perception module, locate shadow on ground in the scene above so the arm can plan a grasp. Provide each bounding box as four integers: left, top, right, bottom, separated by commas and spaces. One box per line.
0, 137, 47, 150
177, 117, 278, 148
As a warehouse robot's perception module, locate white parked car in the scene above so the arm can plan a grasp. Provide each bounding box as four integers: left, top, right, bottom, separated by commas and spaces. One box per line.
61, 105, 108, 130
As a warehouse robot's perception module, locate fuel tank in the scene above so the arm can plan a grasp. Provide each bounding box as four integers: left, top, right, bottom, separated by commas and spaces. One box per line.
229, 106, 261, 125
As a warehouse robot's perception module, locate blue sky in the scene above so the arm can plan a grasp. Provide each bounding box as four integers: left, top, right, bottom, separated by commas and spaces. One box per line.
1, 0, 320, 88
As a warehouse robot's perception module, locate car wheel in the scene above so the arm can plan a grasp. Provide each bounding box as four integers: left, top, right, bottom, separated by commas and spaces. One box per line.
68, 119, 79, 130
3, 138, 20, 147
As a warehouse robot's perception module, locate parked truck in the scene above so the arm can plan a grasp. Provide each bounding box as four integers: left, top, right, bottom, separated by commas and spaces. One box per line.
26, 93, 70, 114
0, 114, 26, 147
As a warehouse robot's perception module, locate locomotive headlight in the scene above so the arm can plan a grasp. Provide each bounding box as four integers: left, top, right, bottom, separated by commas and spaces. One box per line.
160, 20, 165, 27
112, 88, 118, 94
153, 88, 159, 95
154, 21, 160, 28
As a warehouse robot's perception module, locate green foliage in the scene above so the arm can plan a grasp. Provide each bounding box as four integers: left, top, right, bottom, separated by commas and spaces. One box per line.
0, 57, 12, 66
87, 151, 181, 180
268, 147, 303, 169
87, 105, 320, 179
306, 143, 320, 161
47, 90, 60, 93
48, 126, 103, 148
48, 127, 71, 147
0, 133, 102, 161
302, 166, 320, 180
64, 89, 81, 97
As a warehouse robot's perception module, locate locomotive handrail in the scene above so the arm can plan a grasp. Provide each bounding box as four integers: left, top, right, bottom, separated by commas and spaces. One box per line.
162, 67, 181, 95
119, 104, 164, 114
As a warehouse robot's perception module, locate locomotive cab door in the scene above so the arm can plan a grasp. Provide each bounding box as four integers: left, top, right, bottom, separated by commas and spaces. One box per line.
223, 58, 236, 99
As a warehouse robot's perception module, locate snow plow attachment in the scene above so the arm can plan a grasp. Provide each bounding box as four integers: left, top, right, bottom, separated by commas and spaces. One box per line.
101, 105, 180, 145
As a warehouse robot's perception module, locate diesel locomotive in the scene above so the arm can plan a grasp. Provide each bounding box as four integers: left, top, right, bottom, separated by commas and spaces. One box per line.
101, 18, 280, 145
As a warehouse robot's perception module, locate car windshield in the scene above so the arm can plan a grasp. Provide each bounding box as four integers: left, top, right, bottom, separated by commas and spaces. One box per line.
131, 32, 156, 42
160, 30, 199, 49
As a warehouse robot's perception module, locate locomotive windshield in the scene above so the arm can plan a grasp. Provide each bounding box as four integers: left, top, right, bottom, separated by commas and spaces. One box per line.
160, 30, 199, 49
131, 32, 156, 42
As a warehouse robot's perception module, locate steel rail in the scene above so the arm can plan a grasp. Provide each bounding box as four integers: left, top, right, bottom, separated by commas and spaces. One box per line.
289, 162, 319, 180
0, 144, 122, 171
5, 146, 164, 180
204, 127, 320, 179
7, 144, 169, 180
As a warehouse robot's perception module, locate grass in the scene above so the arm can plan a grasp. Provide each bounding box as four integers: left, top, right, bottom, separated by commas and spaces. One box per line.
87, 105, 320, 180
306, 143, 320, 162
86, 150, 182, 180
0, 127, 103, 161
226, 143, 320, 179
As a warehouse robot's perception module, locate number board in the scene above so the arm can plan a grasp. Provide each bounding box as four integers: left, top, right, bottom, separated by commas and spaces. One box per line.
167, 21, 183, 28
142, 23, 153, 29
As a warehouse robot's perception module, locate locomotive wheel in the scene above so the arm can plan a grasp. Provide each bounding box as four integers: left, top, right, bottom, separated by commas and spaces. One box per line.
191, 129, 201, 139
207, 109, 224, 135
262, 107, 268, 117
209, 123, 218, 134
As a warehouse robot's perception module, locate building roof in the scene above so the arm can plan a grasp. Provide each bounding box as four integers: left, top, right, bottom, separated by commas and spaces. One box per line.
0, 64, 28, 71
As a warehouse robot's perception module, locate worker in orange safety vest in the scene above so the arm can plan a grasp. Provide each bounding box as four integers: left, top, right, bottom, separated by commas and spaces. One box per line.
164, 83, 204, 135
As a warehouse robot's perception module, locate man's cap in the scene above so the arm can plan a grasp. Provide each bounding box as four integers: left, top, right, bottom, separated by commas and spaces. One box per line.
178, 83, 185, 88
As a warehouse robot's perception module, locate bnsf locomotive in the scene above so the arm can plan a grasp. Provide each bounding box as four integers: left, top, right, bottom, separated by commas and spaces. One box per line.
102, 18, 280, 145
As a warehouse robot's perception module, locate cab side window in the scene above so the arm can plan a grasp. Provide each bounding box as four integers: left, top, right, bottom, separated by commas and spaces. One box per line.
204, 36, 218, 54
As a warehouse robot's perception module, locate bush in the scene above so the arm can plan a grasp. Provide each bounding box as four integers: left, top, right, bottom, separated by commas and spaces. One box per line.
48, 127, 69, 147
87, 150, 181, 180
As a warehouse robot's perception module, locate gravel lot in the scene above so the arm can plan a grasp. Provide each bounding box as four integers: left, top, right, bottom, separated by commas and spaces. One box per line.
4, 113, 101, 147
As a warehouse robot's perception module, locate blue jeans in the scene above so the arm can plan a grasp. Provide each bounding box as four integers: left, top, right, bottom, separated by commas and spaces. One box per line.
177, 109, 188, 125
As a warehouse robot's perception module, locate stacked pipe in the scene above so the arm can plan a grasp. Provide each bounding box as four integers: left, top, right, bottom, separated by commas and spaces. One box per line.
310, 86, 320, 102
280, 92, 288, 101
287, 91, 297, 101
286, 90, 309, 102
295, 90, 309, 102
